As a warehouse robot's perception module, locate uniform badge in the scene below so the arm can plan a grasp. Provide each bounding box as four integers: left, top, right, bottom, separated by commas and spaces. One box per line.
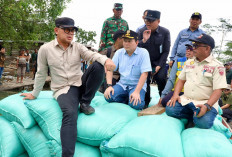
190, 61, 194, 65
218, 66, 225, 76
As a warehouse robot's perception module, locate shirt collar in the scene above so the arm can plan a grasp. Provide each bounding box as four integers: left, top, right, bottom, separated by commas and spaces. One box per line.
187, 27, 199, 32
194, 54, 213, 63
112, 16, 121, 20
123, 47, 139, 55
54, 38, 74, 49
151, 26, 160, 34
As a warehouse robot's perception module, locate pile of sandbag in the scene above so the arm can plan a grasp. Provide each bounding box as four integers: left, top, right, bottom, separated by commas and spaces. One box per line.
0, 86, 232, 157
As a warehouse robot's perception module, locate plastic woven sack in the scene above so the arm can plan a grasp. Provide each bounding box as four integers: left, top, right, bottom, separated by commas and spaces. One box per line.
182, 128, 232, 157
0, 116, 25, 157
101, 115, 185, 157
11, 122, 52, 157
77, 102, 138, 146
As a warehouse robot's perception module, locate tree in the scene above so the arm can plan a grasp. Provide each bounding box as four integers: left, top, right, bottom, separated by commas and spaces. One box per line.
202, 18, 232, 62
0, 0, 71, 48
75, 27, 97, 46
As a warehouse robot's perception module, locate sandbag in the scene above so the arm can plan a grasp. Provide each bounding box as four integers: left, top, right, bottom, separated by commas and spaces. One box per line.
17, 153, 29, 157
0, 116, 25, 157
0, 93, 36, 128
25, 96, 138, 147
149, 85, 160, 107
77, 102, 138, 146
47, 140, 101, 157
0, 91, 53, 128
101, 115, 185, 157
11, 122, 53, 157
182, 128, 232, 157
24, 98, 62, 144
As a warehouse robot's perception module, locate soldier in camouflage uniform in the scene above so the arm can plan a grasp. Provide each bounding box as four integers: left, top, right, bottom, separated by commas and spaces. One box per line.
98, 3, 129, 52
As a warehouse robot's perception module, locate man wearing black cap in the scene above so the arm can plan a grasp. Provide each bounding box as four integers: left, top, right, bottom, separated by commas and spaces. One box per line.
169, 12, 204, 67
21, 17, 116, 156
104, 30, 152, 110
138, 10, 171, 107
166, 34, 227, 129
98, 3, 129, 52
99, 30, 125, 92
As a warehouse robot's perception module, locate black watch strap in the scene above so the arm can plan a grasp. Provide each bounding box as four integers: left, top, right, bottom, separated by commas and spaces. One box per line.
204, 103, 212, 111
107, 84, 112, 88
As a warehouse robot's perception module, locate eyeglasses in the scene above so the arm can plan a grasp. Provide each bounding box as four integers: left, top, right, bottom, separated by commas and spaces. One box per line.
223, 89, 231, 92
59, 27, 77, 35
192, 44, 208, 49
186, 46, 193, 51
144, 19, 155, 23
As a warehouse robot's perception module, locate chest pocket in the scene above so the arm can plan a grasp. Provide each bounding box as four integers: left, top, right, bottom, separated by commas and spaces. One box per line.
200, 72, 213, 86
131, 65, 141, 76
180, 34, 190, 42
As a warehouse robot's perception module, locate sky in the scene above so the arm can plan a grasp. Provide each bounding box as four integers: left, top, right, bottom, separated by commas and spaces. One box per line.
61, 0, 232, 54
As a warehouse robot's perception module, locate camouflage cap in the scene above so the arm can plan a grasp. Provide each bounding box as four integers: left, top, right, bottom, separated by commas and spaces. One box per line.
114, 3, 123, 9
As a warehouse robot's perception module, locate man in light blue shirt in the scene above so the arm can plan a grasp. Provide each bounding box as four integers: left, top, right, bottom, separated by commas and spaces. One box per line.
169, 12, 204, 67
104, 30, 152, 110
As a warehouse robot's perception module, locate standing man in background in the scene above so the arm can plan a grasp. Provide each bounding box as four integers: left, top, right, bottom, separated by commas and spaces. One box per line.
0, 46, 6, 85
138, 10, 171, 107
98, 3, 129, 52
169, 12, 204, 67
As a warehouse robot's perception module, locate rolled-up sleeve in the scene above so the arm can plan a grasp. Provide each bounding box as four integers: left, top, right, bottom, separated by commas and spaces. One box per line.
32, 46, 48, 97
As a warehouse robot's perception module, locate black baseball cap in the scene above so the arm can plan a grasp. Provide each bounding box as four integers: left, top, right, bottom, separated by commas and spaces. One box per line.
190, 33, 215, 49
122, 30, 138, 40
113, 30, 125, 41
145, 10, 161, 21
191, 12, 202, 20
55, 17, 78, 31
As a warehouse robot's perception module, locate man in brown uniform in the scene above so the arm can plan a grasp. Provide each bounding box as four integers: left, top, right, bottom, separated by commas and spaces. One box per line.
166, 34, 227, 129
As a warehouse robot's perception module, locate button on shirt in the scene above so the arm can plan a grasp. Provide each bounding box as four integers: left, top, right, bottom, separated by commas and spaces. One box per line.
178, 55, 227, 110
138, 26, 171, 67
32, 39, 108, 99
170, 28, 204, 61
112, 47, 152, 91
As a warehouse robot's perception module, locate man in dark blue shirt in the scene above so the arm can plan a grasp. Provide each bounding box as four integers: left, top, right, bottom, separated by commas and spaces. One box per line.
138, 10, 171, 107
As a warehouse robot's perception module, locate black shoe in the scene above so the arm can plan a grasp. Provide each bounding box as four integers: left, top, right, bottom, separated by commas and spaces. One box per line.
185, 120, 195, 129
80, 103, 95, 115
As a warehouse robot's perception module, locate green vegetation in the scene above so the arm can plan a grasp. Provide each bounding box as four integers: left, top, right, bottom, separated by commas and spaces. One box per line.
202, 18, 232, 62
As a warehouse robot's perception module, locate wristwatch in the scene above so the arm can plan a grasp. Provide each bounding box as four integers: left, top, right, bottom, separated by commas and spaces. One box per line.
204, 103, 212, 111
106, 84, 112, 88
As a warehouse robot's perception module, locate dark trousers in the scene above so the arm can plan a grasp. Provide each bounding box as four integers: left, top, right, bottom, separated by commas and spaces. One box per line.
161, 91, 184, 107
57, 62, 104, 157
222, 109, 232, 121
144, 65, 167, 108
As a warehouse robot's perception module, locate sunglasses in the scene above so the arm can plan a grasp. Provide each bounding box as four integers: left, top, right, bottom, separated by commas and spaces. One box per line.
59, 27, 78, 35
144, 19, 155, 23
186, 46, 193, 51
192, 44, 208, 49
224, 89, 231, 92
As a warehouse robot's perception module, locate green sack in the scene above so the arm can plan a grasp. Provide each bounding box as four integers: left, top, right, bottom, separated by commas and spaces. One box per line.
47, 140, 101, 157
24, 98, 62, 144
101, 115, 185, 157
182, 128, 232, 157
0, 93, 36, 128
17, 153, 29, 157
0, 116, 25, 157
77, 102, 138, 146
11, 122, 52, 157
25, 95, 137, 147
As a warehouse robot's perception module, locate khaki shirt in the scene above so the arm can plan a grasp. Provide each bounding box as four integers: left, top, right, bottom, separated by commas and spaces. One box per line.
32, 39, 108, 99
178, 55, 227, 110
